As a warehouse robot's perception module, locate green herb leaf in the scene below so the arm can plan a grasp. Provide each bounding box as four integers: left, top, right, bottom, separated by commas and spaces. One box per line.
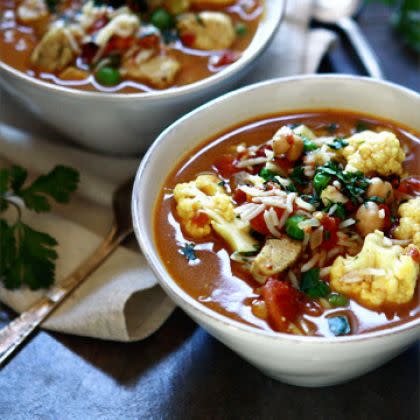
180, 243, 198, 261
289, 166, 308, 187
300, 268, 330, 298
0, 164, 79, 290
323, 202, 347, 219
328, 137, 348, 150
328, 316, 351, 336
303, 137, 318, 152
19, 165, 79, 212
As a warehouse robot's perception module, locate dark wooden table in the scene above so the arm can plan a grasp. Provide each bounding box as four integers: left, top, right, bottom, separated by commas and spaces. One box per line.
1, 4, 419, 420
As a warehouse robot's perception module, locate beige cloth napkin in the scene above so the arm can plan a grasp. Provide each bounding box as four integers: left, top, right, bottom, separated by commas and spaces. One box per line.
0, 0, 336, 341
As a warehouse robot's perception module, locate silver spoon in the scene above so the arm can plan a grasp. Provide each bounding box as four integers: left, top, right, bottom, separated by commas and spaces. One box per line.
314, 0, 384, 79
0, 178, 134, 366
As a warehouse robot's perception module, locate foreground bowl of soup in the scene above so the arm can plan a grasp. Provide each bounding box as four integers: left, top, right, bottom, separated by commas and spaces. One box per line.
132, 75, 420, 387
0, 0, 284, 154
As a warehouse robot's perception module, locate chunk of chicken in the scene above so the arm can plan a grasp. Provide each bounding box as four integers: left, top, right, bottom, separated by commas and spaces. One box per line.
177, 12, 235, 50
31, 26, 78, 72
251, 238, 303, 284
122, 53, 180, 89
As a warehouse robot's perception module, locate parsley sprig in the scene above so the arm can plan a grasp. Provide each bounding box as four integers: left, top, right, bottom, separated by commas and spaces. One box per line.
0, 165, 79, 290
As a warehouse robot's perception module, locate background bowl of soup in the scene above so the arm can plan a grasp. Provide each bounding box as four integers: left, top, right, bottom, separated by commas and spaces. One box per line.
132, 75, 420, 387
0, 0, 284, 155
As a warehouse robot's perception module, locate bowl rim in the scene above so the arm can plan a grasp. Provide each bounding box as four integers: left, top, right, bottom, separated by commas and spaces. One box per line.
132, 74, 420, 344
0, 0, 285, 101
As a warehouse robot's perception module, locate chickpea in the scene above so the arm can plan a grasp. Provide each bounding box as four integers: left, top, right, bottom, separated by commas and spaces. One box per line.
272, 126, 304, 161
367, 177, 393, 204
355, 201, 385, 237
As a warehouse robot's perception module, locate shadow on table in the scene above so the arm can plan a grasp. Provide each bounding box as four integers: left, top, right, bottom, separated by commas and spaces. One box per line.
48, 308, 198, 384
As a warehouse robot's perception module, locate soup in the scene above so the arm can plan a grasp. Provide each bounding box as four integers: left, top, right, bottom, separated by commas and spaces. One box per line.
155, 110, 420, 337
0, 0, 262, 93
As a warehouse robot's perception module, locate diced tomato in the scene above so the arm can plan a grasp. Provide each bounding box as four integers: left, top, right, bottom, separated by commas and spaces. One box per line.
180, 33, 195, 47
80, 42, 99, 65
137, 34, 160, 50
378, 204, 392, 230
233, 188, 247, 205
250, 211, 270, 235
88, 16, 109, 33
213, 51, 240, 67
407, 247, 420, 262
105, 36, 135, 54
320, 214, 339, 250
274, 157, 294, 173
191, 212, 209, 227
397, 177, 420, 196
261, 279, 301, 332
250, 207, 285, 235
213, 154, 239, 178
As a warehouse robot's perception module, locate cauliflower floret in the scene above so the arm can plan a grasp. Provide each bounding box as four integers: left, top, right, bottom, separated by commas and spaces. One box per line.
95, 13, 140, 47
330, 231, 419, 309
177, 12, 235, 50
341, 130, 405, 176
31, 25, 78, 72
394, 197, 420, 247
174, 174, 258, 252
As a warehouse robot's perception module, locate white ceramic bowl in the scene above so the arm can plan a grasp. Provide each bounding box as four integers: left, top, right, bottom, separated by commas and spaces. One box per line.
132, 75, 420, 387
0, 1, 284, 155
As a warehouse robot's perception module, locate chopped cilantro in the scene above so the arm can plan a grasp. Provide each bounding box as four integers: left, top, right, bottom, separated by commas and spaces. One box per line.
300, 268, 330, 298
323, 202, 347, 219
315, 161, 369, 204
289, 166, 308, 186
328, 137, 348, 150
259, 167, 278, 182
180, 243, 197, 261
303, 137, 318, 152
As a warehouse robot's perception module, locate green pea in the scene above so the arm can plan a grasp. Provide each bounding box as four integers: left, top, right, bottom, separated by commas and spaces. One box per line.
328, 293, 349, 307
151, 8, 174, 30
235, 22, 248, 36
313, 172, 331, 195
95, 66, 121, 86
285, 215, 305, 240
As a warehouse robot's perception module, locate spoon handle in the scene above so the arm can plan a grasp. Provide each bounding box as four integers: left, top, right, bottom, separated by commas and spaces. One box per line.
337, 16, 384, 79
0, 227, 121, 367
